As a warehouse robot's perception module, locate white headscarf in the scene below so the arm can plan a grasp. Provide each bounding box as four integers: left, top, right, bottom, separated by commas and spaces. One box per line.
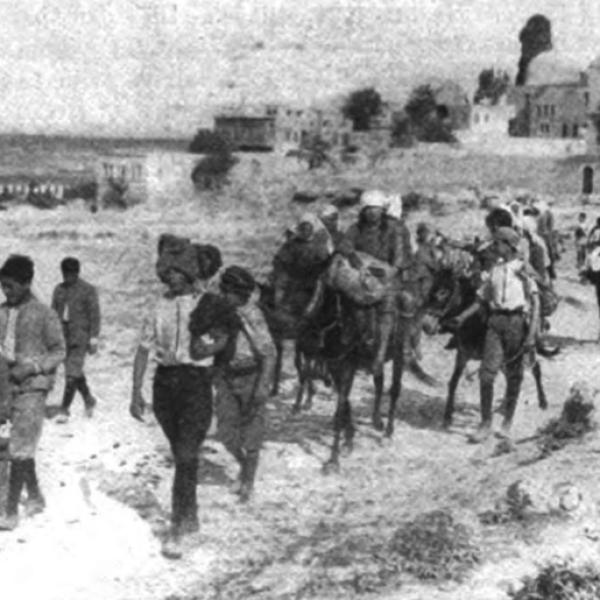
295, 212, 334, 253
360, 189, 388, 210
319, 204, 338, 219
386, 193, 403, 220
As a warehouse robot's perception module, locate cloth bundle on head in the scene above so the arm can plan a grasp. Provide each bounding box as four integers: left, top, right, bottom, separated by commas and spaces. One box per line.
360, 189, 388, 210
494, 226, 520, 251
220, 265, 256, 298
194, 243, 223, 280
386, 193, 403, 220
155, 234, 199, 283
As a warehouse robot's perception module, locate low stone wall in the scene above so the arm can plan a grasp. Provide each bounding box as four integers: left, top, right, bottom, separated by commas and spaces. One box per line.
457, 133, 587, 157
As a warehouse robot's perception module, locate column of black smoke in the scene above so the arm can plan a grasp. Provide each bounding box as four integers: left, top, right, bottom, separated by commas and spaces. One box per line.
515, 14, 552, 86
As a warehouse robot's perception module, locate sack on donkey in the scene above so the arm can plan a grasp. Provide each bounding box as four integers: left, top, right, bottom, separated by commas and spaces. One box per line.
326, 251, 396, 305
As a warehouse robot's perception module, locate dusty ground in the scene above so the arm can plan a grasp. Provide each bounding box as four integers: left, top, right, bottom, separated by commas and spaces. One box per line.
1, 160, 600, 599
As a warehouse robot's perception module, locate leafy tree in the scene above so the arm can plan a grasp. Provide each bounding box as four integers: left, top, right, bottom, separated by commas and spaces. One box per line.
516, 14, 552, 85
390, 112, 414, 147
405, 85, 438, 127
189, 129, 237, 189
342, 87, 382, 131
404, 85, 457, 143
473, 68, 510, 105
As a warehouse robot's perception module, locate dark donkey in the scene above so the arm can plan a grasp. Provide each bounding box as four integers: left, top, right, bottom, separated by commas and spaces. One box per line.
257, 281, 330, 410
299, 280, 412, 472
423, 263, 548, 428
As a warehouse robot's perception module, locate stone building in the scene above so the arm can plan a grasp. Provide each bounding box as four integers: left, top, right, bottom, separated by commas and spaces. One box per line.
213, 102, 352, 154
214, 113, 277, 152
569, 56, 600, 197
509, 51, 589, 139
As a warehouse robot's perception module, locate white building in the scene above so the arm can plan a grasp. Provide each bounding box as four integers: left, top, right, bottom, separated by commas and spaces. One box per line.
469, 95, 516, 138
95, 151, 198, 208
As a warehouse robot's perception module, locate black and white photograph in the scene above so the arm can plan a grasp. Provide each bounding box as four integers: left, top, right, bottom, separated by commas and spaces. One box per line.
0, 1, 600, 598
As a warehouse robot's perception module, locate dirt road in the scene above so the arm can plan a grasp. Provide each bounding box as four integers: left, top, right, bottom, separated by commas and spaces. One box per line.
1, 201, 600, 600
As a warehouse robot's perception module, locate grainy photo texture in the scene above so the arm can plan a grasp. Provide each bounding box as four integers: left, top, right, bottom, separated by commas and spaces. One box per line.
1, 1, 600, 599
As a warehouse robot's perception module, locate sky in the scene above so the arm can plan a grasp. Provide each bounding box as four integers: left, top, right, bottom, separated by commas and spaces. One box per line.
0, 0, 599, 137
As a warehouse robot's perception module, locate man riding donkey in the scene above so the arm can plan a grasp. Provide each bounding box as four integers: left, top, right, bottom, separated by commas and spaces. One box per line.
337, 189, 414, 375
272, 212, 333, 314
450, 226, 540, 444
264, 212, 334, 396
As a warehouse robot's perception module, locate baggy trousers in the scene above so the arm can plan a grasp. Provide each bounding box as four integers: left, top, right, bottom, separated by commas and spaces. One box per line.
215, 372, 265, 456
152, 365, 212, 533
479, 312, 526, 424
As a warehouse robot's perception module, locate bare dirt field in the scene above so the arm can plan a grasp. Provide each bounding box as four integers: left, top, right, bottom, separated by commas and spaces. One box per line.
1, 150, 600, 600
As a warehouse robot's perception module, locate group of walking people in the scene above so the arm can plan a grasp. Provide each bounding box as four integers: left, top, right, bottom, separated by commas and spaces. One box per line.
0, 187, 571, 562
0, 255, 100, 531
130, 237, 275, 559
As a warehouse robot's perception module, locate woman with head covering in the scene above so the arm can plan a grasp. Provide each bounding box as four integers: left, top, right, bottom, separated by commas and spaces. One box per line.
271, 211, 333, 318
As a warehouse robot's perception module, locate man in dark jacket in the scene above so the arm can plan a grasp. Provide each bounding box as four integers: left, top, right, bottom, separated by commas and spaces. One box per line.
52, 257, 100, 422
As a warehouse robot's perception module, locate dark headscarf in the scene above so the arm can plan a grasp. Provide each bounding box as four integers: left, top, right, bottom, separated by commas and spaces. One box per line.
155, 234, 199, 283
485, 207, 513, 231
194, 243, 223, 280
219, 265, 255, 298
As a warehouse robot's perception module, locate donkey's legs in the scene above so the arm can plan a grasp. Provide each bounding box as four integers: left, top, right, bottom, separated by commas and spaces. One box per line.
372, 372, 385, 431
444, 351, 467, 428
270, 339, 284, 396
531, 360, 548, 410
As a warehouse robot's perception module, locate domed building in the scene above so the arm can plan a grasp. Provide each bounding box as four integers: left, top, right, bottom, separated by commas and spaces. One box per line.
578, 55, 600, 197
510, 50, 589, 139
526, 51, 583, 86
